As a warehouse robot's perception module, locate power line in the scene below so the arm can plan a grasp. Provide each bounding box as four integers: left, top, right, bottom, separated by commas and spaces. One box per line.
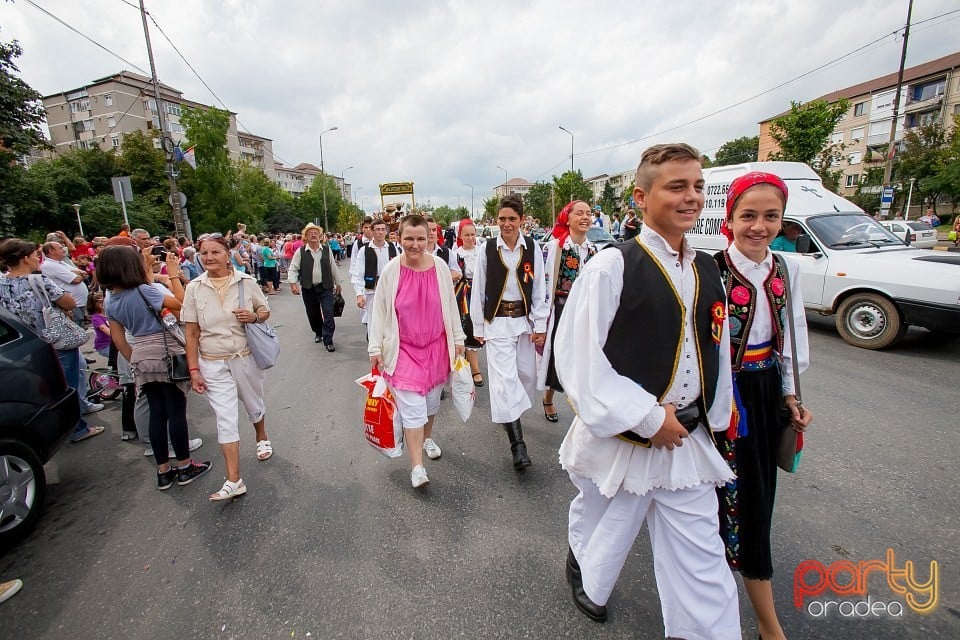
574, 9, 960, 159
23, 0, 149, 75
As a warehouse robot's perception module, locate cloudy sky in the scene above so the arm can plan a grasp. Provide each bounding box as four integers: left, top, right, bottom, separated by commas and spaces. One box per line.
2, 0, 958, 213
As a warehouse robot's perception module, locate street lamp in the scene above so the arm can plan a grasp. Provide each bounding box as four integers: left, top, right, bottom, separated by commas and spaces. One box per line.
319, 126, 338, 231
72, 203, 84, 237
465, 183, 474, 219
341, 165, 354, 203
559, 125, 574, 202
496, 165, 508, 198
905, 177, 916, 220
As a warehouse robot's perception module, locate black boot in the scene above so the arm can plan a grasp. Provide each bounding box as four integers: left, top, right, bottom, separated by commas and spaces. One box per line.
566, 547, 608, 623
502, 420, 531, 470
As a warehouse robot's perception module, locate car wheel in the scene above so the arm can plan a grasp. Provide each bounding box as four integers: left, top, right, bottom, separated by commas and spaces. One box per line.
0, 440, 46, 546
835, 293, 905, 350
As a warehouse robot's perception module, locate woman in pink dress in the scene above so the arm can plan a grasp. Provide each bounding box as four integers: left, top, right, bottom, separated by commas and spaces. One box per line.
368, 214, 466, 488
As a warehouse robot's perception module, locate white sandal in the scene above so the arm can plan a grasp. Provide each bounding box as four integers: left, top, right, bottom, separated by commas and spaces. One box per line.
256, 440, 273, 461
209, 479, 247, 501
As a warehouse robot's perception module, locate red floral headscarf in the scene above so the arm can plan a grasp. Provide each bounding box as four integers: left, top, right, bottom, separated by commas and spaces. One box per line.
720, 171, 789, 246
550, 200, 588, 248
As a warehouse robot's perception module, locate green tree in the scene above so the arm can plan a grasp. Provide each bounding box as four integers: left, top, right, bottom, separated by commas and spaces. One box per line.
482, 196, 499, 220
599, 182, 617, 215
337, 201, 364, 234
74, 194, 171, 238
925, 115, 960, 212
0, 35, 46, 157
621, 179, 636, 211
553, 170, 592, 204
893, 123, 947, 212
298, 174, 344, 231
523, 182, 554, 226
181, 105, 236, 231
769, 99, 849, 191
118, 130, 168, 207
714, 135, 759, 166
0, 34, 47, 235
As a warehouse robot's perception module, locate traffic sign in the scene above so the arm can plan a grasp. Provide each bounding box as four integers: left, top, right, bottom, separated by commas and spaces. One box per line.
111, 176, 133, 202
881, 187, 895, 204
168, 192, 187, 207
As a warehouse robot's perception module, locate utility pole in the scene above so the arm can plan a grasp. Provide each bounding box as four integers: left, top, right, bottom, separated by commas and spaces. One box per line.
465, 183, 474, 219
139, 0, 188, 239
882, 0, 913, 189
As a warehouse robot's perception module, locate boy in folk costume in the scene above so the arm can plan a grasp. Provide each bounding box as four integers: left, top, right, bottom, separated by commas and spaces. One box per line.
470, 194, 549, 470
350, 218, 398, 326
555, 143, 740, 638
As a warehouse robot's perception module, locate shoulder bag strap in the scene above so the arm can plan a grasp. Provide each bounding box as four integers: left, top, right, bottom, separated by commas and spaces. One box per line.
775, 254, 802, 404
27, 274, 54, 308
136, 285, 186, 348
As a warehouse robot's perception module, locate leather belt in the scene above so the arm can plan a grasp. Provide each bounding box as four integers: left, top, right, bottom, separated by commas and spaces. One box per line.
495, 299, 526, 318
617, 403, 701, 448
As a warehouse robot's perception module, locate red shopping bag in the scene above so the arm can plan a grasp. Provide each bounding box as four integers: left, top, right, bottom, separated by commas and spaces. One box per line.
356, 368, 404, 458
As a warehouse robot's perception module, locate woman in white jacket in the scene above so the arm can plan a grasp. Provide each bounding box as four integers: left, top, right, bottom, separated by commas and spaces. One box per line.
368, 214, 466, 488
537, 201, 596, 422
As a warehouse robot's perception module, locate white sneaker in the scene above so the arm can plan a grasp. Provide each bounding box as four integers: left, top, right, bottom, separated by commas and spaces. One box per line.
410, 465, 429, 488
423, 438, 442, 460
144, 437, 204, 457
82, 402, 105, 414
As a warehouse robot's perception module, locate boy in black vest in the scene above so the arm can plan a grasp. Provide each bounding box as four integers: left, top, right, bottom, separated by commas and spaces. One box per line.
554, 144, 740, 636
470, 194, 549, 471
349, 218, 398, 326
288, 223, 341, 351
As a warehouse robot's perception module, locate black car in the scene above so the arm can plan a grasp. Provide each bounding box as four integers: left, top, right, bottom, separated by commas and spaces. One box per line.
0, 306, 80, 546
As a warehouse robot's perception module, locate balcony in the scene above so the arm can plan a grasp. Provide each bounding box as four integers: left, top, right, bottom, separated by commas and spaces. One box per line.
904, 94, 943, 114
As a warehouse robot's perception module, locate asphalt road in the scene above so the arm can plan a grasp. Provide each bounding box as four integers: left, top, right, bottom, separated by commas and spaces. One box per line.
1, 268, 958, 639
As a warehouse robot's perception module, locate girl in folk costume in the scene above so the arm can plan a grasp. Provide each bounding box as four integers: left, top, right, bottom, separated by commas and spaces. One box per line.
716, 172, 813, 640
537, 200, 596, 422
453, 219, 484, 387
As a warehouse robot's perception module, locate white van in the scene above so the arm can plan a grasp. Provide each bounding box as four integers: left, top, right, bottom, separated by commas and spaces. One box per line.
688, 162, 960, 350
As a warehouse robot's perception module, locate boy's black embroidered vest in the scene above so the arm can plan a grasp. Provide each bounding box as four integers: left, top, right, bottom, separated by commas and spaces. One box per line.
299, 245, 333, 289
603, 239, 724, 414
714, 251, 787, 371
435, 245, 450, 265
363, 243, 397, 290
483, 236, 535, 321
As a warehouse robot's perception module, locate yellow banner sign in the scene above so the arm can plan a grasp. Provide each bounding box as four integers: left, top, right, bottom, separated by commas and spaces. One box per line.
380, 182, 414, 196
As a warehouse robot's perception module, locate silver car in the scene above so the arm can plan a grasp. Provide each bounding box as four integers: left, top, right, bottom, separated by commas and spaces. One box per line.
879, 220, 938, 249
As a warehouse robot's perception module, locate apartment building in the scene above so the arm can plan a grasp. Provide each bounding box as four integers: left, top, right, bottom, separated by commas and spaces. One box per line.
587, 168, 635, 208
493, 177, 533, 199
758, 52, 960, 197
42, 70, 276, 181
273, 162, 347, 200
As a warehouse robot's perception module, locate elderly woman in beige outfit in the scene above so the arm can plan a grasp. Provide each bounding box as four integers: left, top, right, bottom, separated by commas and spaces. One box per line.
183, 235, 272, 501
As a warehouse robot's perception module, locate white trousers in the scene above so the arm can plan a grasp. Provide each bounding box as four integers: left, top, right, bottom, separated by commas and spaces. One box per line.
568, 472, 740, 640
198, 355, 266, 444
484, 333, 537, 423
390, 383, 443, 429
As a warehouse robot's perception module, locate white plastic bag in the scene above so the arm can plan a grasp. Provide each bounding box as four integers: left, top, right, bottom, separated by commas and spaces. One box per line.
450, 357, 475, 422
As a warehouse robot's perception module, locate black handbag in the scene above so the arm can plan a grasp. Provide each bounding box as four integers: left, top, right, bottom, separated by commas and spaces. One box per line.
137, 288, 190, 382
333, 291, 345, 317
775, 254, 804, 473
